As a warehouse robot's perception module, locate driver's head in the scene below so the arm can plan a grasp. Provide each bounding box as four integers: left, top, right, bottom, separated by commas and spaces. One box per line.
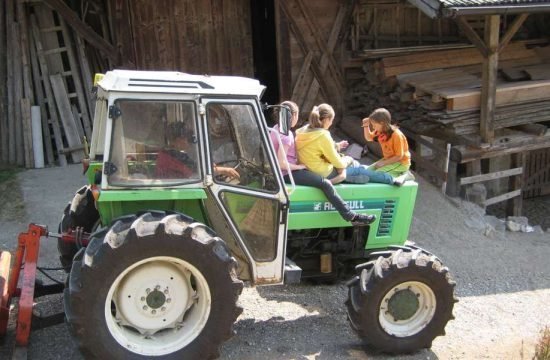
167, 122, 193, 149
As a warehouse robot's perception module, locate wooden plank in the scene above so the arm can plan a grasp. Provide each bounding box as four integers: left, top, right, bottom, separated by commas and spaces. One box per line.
383, 43, 537, 77
0, 0, 7, 162
460, 167, 523, 186
12, 21, 24, 166
6, 0, 15, 163
29, 31, 55, 165
74, 33, 95, 117
49, 73, 84, 163
445, 80, 550, 111
291, 51, 314, 107
275, 2, 292, 101
59, 17, 92, 139
20, 98, 33, 168
18, 1, 35, 168
523, 64, 550, 81
484, 189, 521, 207
34, 4, 65, 75
31, 14, 67, 166
42, 0, 116, 60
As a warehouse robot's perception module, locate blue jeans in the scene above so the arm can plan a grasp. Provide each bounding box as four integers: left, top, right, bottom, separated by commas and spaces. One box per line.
345, 161, 394, 185
284, 169, 355, 221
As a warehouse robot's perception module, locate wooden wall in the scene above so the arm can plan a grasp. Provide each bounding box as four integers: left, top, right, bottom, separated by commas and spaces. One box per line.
108, 0, 254, 76
275, 0, 355, 122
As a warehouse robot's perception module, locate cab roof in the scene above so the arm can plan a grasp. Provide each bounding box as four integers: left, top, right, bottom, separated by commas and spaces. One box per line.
97, 70, 266, 98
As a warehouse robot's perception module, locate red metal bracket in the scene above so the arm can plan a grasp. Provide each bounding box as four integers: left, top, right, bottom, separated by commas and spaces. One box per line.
0, 224, 90, 349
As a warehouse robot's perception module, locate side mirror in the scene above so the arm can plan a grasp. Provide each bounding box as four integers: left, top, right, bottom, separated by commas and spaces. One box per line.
278, 106, 292, 136
264, 104, 292, 136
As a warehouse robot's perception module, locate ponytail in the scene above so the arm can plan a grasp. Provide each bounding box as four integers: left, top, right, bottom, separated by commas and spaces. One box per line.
309, 103, 335, 129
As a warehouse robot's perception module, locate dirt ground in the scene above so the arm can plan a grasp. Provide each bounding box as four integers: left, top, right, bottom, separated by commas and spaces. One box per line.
0, 164, 549, 360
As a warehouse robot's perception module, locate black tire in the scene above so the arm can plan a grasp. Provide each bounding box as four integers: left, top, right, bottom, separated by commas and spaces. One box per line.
346, 247, 457, 354
64, 211, 243, 359
57, 202, 77, 270
58, 186, 100, 271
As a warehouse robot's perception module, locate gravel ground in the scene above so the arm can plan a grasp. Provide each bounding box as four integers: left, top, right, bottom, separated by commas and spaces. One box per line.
0, 165, 549, 360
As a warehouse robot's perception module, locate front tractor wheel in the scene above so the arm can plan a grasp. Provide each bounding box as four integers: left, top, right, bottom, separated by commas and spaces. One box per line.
346, 248, 456, 354
64, 211, 243, 359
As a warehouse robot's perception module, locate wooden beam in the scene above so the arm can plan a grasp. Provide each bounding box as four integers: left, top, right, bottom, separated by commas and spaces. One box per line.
460, 167, 523, 186
454, 16, 489, 58
498, 13, 528, 53
484, 189, 521, 207
452, 136, 550, 163
480, 15, 500, 143
42, 0, 116, 60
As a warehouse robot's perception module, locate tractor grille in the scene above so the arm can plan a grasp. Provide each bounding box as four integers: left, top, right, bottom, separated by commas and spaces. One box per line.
377, 200, 396, 237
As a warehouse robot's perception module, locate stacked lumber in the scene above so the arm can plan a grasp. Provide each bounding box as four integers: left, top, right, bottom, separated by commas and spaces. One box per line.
343, 41, 550, 142
0, 0, 111, 167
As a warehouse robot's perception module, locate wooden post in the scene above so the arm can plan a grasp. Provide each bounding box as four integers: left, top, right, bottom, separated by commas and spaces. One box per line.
480, 15, 500, 144
507, 152, 525, 216
17, 1, 35, 168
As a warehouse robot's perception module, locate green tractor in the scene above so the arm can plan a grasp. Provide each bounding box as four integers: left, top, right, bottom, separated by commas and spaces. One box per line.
60, 70, 456, 359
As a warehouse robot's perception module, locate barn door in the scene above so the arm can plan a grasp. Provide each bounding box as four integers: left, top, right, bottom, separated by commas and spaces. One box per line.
524, 148, 550, 198
275, 0, 356, 120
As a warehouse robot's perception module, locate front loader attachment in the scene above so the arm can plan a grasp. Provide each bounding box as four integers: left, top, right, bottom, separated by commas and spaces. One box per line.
0, 224, 90, 359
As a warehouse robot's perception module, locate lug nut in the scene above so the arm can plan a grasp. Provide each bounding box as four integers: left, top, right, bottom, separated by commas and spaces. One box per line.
143, 306, 148, 310
166, 298, 171, 303
152, 310, 156, 315
141, 296, 145, 301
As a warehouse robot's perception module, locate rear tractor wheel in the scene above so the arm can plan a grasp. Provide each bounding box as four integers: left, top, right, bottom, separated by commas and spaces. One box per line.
58, 185, 100, 270
346, 247, 457, 354
64, 211, 243, 359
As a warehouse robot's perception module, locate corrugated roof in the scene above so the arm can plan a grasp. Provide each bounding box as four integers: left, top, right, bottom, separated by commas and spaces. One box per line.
441, 0, 549, 6
408, 0, 550, 18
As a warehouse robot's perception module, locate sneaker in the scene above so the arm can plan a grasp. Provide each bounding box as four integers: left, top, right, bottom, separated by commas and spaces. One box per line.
393, 178, 404, 187
351, 213, 376, 225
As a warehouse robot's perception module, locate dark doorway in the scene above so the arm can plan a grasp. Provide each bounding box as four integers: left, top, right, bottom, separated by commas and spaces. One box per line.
250, 0, 279, 106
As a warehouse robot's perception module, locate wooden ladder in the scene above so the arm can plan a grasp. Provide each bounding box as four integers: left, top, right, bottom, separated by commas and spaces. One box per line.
29, 2, 93, 164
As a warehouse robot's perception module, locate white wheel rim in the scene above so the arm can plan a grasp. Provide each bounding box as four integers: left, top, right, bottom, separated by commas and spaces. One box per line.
105, 256, 211, 356
378, 281, 436, 338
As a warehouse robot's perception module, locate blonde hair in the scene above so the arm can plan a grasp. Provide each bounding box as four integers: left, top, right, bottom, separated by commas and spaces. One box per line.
309, 103, 335, 129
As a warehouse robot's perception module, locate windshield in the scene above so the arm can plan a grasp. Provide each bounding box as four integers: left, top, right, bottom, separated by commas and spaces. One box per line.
107, 100, 200, 186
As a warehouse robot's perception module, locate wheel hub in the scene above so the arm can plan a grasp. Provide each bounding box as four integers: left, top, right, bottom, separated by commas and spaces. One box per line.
115, 262, 190, 331
105, 256, 212, 356
378, 281, 437, 338
387, 289, 419, 321
146, 289, 167, 309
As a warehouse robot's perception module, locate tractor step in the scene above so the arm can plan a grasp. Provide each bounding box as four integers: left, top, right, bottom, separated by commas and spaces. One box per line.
284, 258, 302, 284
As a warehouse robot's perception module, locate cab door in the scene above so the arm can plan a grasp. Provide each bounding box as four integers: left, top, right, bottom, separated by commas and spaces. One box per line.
201, 99, 288, 284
